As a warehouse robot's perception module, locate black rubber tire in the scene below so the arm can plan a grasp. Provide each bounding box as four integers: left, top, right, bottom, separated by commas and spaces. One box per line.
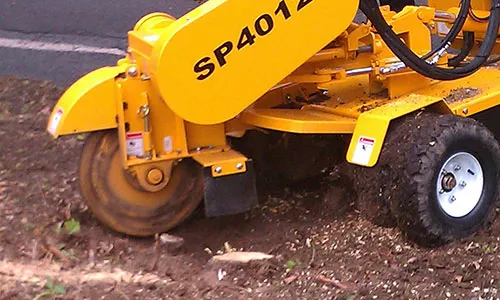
348, 161, 398, 227
385, 113, 500, 246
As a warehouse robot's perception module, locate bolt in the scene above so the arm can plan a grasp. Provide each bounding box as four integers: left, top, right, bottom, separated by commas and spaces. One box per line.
236, 163, 244, 170
128, 67, 138, 77
146, 169, 164, 185
439, 189, 445, 194
463, 108, 469, 115
454, 165, 461, 171
450, 195, 457, 202
460, 181, 467, 187
214, 166, 222, 174
441, 170, 448, 176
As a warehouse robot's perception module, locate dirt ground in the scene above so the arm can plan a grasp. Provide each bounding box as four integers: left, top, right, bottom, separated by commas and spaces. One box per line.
0, 76, 499, 300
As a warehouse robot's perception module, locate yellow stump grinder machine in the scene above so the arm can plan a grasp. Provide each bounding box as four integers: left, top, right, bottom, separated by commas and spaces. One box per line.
47, 0, 500, 246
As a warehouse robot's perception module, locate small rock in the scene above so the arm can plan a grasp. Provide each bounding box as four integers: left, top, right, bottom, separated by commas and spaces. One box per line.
217, 269, 226, 281
209, 251, 274, 265
159, 234, 184, 254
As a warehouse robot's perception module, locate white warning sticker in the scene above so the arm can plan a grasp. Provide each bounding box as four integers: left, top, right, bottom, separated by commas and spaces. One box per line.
352, 136, 376, 166
163, 136, 173, 153
47, 107, 63, 136
126, 132, 144, 157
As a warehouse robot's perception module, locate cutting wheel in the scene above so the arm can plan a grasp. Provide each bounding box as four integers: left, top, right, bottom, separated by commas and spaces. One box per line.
79, 130, 203, 236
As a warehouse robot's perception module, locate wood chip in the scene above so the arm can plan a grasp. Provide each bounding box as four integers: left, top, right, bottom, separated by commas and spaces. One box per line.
407, 257, 418, 264
314, 274, 350, 290
283, 275, 299, 285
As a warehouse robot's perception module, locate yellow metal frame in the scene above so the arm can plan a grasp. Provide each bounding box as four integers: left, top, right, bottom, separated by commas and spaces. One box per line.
428, 0, 489, 11
48, 0, 500, 175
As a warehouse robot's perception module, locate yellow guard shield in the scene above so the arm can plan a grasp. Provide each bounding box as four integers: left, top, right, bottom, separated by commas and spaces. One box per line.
150, 0, 359, 124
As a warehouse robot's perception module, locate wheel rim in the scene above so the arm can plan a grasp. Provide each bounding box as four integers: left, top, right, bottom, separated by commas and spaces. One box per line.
436, 152, 484, 218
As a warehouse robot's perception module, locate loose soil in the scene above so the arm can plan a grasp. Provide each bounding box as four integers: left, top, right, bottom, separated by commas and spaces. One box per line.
0, 76, 499, 300
444, 88, 481, 104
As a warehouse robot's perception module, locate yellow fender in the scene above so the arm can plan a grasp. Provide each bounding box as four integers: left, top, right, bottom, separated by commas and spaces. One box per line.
347, 97, 452, 167
47, 66, 125, 138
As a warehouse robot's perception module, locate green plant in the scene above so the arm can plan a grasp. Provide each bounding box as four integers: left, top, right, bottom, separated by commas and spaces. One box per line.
33, 278, 66, 299
63, 218, 80, 235
285, 258, 301, 270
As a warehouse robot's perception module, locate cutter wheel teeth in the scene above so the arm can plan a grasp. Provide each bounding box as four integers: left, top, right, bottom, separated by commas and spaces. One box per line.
78, 130, 204, 236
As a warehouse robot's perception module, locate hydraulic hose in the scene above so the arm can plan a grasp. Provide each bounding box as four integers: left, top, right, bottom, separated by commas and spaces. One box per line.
421, 0, 471, 61
362, 0, 500, 79
360, 0, 500, 80
448, 31, 475, 66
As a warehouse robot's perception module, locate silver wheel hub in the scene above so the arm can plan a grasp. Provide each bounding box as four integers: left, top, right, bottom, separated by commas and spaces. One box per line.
436, 152, 484, 218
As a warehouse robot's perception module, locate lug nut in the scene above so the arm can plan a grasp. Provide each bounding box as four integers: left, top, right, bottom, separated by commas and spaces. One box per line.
460, 181, 467, 187
439, 189, 445, 194
450, 195, 457, 202
454, 165, 461, 171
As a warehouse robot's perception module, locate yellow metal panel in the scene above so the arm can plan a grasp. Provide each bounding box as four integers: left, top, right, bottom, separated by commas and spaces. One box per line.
386, 73, 431, 98
192, 150, 248, 177
428, 0, 488, 11
240, 108, 356, 134
185, 122, 227, 150
149, 0, 359, 125
439, 68, 500, 116
346, 94, 446, 167
447, 7, 500, 35
47, 66, 125, 137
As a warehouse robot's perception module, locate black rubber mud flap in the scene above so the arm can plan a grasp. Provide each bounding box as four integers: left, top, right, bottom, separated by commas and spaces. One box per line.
203, 160, 258, 217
